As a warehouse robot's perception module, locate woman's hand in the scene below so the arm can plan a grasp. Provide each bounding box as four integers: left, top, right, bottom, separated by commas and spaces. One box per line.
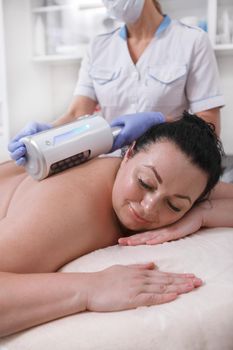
118, 205, 204, 246
85, 262, 202, 312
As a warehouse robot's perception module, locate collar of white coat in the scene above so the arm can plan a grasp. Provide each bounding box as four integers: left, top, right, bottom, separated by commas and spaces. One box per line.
119, 15, 171, 40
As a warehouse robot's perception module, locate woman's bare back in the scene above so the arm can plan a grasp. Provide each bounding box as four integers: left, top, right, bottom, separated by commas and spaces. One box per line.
0, 158, 122, 273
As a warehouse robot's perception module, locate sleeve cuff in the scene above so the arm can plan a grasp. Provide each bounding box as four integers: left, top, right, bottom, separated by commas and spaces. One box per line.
190, 95, 225, 113
73, 85, 97, 102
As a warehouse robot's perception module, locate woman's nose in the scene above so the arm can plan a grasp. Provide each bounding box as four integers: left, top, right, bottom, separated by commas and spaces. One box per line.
141, 192, 161, 213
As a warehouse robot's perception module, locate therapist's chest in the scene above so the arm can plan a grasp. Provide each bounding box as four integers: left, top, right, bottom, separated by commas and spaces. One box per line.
127, 37, 152, 65
90, 36, 190, 116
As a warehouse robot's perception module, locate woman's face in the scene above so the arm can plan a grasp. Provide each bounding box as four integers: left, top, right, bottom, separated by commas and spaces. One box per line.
112, 140, 208, 232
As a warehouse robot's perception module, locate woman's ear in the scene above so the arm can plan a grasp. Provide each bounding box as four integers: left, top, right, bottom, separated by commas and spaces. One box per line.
122, 142, 136, 164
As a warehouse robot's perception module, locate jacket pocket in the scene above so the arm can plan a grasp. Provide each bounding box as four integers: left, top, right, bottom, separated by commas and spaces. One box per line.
146, 64, 187, 107
89, 66, 121, 107
148, 64, 187, 84
89, 66, 121, 85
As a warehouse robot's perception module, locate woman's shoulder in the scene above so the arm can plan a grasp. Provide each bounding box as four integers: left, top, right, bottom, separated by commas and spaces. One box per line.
58, 156, 121, 185
169, 19, 206, 41
78, 156, 121, 177
167, 20, 211, 57
89, 27, 122, 57
91, 27, 121, 45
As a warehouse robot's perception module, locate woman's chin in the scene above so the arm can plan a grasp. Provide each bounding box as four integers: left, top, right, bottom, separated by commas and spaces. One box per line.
119, 218, 156, 232
120, 218, 169, 233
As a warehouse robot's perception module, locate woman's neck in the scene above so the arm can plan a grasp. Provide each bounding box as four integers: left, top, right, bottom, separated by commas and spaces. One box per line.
126, 4, 164, 40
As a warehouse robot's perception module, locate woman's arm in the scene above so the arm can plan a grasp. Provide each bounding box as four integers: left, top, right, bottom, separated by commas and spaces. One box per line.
119, 206, 203, 246
119, 183, 233, 246
201, 198, 233, 227
209, 181, 233, 200
0, 264, 202, 337
0, 271, 86, 337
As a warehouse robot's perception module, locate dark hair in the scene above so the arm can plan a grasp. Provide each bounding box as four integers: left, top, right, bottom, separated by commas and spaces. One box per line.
131, 111, 224, 203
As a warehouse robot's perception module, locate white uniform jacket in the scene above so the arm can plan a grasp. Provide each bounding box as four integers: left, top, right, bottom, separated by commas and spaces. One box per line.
74, 15, 224, 122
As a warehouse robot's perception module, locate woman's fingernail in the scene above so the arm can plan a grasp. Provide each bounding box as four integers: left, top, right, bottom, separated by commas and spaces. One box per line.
193, 278, 203, 286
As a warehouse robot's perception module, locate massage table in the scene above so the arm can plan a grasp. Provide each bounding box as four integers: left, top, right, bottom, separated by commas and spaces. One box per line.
1, 227, 233, 350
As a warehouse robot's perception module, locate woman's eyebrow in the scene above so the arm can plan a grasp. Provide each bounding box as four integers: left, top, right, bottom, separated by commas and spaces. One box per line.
143, 165, 192, 204
143, 165, 162, 184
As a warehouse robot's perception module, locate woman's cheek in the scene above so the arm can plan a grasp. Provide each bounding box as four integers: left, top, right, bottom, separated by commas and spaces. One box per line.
112, 174, 135, 209
124, 177, 139, 200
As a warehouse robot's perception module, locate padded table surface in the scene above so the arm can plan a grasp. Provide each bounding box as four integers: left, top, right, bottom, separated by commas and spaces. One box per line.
1, 228, 233, 350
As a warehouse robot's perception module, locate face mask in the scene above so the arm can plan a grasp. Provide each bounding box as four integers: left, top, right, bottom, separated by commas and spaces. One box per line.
102, 0, 145, 24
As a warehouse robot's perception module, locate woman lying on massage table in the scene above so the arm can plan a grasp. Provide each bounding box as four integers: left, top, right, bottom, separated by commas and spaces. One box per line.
0, 112, 232, 337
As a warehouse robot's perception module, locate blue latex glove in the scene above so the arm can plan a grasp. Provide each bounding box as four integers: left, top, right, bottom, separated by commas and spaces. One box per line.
110, 112, 165, 151
8, 121, 52, 166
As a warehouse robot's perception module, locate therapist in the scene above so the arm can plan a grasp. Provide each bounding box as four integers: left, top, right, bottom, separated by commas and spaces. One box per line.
9, 0, 224, 165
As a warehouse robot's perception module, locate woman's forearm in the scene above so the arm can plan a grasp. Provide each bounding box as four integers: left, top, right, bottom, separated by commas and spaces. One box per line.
200, 182, 233, 227
209, 181, 233, 200
0, 271, 87, 337
0, 264, 204, 337
201, 198, 233, 228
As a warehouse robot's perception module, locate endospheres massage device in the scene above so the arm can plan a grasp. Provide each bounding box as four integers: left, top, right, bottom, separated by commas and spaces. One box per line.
22, 115, 121, 181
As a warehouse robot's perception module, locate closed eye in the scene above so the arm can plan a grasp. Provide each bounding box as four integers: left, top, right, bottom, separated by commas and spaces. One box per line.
138, 178, 154, 191
167, 200, 181, 212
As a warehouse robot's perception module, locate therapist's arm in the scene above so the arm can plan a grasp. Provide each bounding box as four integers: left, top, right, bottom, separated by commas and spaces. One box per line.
196, 107, 221, 136
53, 95, 97, 127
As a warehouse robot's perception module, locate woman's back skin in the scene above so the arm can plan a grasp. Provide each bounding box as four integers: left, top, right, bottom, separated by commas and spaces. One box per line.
0, 158, 205, 337
0, 158, 122, 273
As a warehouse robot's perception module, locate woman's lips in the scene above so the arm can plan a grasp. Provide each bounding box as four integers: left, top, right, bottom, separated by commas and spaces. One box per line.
128, 204, 151, 224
